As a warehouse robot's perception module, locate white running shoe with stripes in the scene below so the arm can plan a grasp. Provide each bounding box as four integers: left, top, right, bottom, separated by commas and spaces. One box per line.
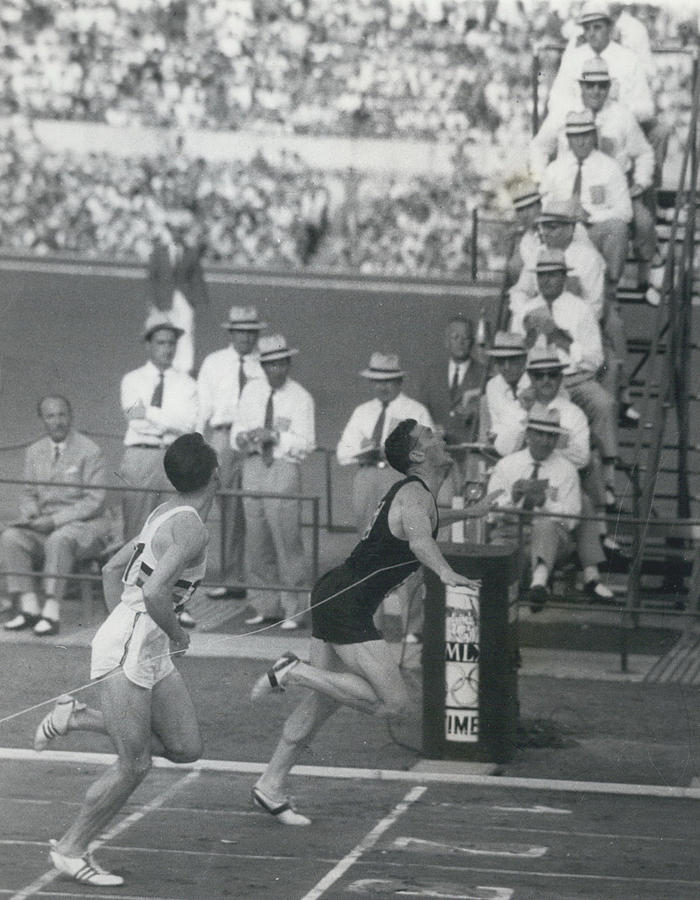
49, 840, 124, 887
34, 695, 84, 751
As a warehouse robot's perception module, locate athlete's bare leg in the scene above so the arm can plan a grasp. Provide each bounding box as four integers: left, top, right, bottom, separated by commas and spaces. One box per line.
256, 640, 341, 799
55, 668, 201, 858
256, 637, 411, 801
286, 637, 411, 718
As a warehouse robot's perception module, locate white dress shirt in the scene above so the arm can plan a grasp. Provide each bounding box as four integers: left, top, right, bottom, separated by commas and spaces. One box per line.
491, 391, 590, 470
197, 345, 264, 431
232, 377, 315, 462
510, 290, 604, 376
336, 393, 433, 466
121, 362, 198, 447
510, 238, 606, 321
548, 40, 655, 124
488, 447, 582, 530
485, 372, 530, 458
448, 359, 471, 388
530, 100, 654, 189
540, 149, 633, 224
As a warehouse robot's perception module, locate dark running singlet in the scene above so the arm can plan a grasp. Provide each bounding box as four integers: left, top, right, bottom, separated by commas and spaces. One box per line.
311, 475, 439, 644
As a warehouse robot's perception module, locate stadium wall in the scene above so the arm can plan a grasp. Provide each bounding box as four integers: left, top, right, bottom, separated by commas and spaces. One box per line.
0, 257, 499, 487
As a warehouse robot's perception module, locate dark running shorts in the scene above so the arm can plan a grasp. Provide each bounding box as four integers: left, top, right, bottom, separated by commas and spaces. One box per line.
310, 564, 383, 645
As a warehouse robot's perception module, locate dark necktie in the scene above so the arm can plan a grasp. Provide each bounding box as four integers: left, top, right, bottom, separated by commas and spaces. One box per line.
450, 364, 461, 393
151, 372, 164, 408
572, 161, 583, 202
522, 462, 541, 511
238, 356, 247, 398
370, 401, 389, 450
262, 389, 275, 467
53, 444, 61, 464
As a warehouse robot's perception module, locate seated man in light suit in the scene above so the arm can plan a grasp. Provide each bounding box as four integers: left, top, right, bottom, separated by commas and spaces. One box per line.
487, 405, 581, 613
2, 395, 111, 636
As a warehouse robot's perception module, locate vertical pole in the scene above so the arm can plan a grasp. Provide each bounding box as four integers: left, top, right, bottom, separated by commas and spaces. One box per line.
324, 448, 333, 530
219, 492, 228, 581
471, 207, 478, 282
311, 496, 320, 582
532, 53, 540, 135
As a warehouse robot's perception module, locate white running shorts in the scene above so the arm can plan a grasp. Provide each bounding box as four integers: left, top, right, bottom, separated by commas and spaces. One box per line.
91, 603, 174, 689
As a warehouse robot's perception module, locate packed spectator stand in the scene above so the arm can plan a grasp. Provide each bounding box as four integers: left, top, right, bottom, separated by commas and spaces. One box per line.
0, 0, 697, 273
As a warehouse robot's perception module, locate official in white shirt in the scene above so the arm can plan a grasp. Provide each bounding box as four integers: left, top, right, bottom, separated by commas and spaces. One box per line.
547, 1, 655, 126
483, 332, 531, 459
509, 200, 605, 322
197, 305, 266, 599
533, 57, 656, 284
540, 109, 632, 295
510, 248, 619, 506
488, 405, 582, 613
119, 313, 198, 546
337, 353, 434, 533
232, 335, 315, 630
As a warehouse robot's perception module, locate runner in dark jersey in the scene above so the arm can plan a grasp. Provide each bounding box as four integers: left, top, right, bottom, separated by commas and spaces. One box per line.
250, 418, 499, 825
311, 474, 439, 645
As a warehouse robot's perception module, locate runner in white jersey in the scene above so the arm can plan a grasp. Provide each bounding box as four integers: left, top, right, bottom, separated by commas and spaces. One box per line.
32, 433, 219, 887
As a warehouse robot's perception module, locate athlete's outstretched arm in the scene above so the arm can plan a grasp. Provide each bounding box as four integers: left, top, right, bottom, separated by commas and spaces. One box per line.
399, 490, 478, 588
437, 489, 503, 524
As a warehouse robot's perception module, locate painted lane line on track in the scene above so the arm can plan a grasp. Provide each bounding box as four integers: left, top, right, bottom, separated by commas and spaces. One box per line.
490, 805, 571, 815
393, 836, 548, 859
298, 785, 426, 900
3, 747, 700, 800
10, 770, 199, 900
347, 880, 513, 899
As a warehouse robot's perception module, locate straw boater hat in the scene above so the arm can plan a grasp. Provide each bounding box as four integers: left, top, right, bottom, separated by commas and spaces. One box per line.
565, 109, 597, 135
486, 331, 527, 358
536, 199, 578, 226
534, 247, 571, 273
221, 305, 267, 331
579, 57, 611, 84
526, 346, 567, 371
577, 0, 612, 26
142, 310, 184, 342
510, 181, 542, 211
360, 352, 406, 380
526, 404, 567, 434
257, 334, 298, 363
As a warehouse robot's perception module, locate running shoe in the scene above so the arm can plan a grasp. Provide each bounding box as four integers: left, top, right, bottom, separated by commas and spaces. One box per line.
251, 785, 311, 826
34, 695, 84, 751
251, 651, 299, 699
49, 840, 124, 887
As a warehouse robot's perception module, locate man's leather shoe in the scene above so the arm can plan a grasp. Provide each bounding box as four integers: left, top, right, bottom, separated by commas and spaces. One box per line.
33, 617, 60, 636
4, 612, 40, 631
525, 585, 550, 613
207, 586, 247, 600
584, 580, 620, 604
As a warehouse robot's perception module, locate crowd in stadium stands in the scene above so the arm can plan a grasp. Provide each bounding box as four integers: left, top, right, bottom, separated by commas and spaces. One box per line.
0, 1, 696, 274
1, 0, 696, 138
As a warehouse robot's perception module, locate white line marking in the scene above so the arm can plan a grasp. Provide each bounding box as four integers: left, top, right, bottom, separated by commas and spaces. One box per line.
348, 880, 513, 899
491, 805, 571, 815
10, 770, 199, 900
298, 785, 426, 900
2, 747, 700, 800
393, 836, 548, 859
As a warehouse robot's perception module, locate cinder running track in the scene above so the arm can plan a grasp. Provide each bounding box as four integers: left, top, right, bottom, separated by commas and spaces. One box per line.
1, 754, 699, 899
